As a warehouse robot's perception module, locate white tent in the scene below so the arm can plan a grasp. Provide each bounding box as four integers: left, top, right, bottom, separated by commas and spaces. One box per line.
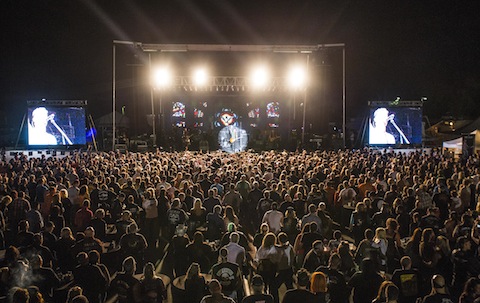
442, 130, 479, 156
442, 136, 463, 155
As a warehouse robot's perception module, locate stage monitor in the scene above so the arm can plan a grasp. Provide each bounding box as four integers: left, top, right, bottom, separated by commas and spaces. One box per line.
368, 107, 422, 145
27, 106, 87, 146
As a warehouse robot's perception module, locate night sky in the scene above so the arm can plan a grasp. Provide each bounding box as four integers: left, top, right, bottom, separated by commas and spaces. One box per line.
1, 1, 480, 137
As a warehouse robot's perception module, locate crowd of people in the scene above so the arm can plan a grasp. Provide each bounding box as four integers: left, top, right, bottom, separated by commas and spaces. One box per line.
0, 148, 479, 303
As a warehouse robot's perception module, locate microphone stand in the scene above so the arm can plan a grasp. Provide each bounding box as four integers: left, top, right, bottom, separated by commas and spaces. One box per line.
390, 119, 410, 144
49, 119, 73, 145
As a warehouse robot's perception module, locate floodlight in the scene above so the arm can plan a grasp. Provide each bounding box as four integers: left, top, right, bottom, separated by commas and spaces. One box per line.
193, 68, 208, 87
250, 65, 270, 89
152, 67, 172, 88
287, 65, 307, 90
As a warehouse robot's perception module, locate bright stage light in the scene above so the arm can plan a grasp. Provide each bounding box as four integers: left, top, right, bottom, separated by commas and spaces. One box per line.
152, 67, 172, 88
250, 65, 270, 89
287, 65, 308, 90
193, 68, 208, 87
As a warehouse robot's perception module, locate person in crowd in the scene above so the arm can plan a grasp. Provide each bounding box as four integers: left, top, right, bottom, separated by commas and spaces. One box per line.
41, 220, 57, 253
55, 227, 76, 273
303, 240, 328, 273
73, 252, 109, 303
337, 241, 357, 279
349, 201, 371, 244
223, 183, 243, 216
391, 256, 422, 303
372, 281, 396, 303
109, 256, 141, 303
385, 218, 403, 274
300, 222, 324, 258
275, 232, 294, 293
11, 287, 30, 303
66, 286, 84, 303
315, 253, 348, 303
262, 202, 284, 234
372, 227, 388, 271
210, 247, 243, 301
309, 271, 329, 303
421, 274, 454, 303
348, 258, 384, 303
223, 206, 239, 231
300, 204, 322, 231
185, 263, 208, 303
200, 279, 235, 303
354, 228, 375, 264
281, 207, 300, 245
385, 284, 400, 303
119, 223, 148, 267
74, 199, 93, 232
255, 233, 280, 300
253, 223, 270, 249
187, 198, 207, 238
451, 236, 480, 298
138, 262, 167, 303
222, 232, 246, 266
281, 269, 315, 303
30, 254, 61, 300
25, 202, 44, 234
187, 231, 213, 273
206, 204, 225, 242
89, 208, 107, 242
170, 224, 190, 277
166, 198, 188, 240
73, 226, 103, 256
22, 232, 55, 268
242, 275, 273, 303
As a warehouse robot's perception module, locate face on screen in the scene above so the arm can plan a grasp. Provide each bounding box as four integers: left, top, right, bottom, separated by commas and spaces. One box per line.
368, 107, 422, 145
28, 106, 87, 146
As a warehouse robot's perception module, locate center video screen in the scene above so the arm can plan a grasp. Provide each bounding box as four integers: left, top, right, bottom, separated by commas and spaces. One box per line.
27, 106, 87, 146
368, 107, 422, 145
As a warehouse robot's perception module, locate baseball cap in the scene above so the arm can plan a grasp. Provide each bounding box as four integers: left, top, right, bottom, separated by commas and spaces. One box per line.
251, 275, 264, 286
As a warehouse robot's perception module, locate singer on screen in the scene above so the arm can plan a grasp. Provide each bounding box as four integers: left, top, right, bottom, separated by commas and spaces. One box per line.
369, 107, 396, 144
28, 107, 58, 145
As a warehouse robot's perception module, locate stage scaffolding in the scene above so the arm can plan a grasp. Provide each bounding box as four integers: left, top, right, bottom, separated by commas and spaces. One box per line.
113, 41, 346, 150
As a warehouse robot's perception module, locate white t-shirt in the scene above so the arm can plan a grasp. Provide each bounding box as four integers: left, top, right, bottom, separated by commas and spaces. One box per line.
262, 210, 284, 233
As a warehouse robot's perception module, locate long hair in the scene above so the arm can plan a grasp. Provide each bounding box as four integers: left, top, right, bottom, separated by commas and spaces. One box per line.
375, 281, 395, 301
261, 233, 277, 248
310, 272, 328, 294
186, 263, 201, 280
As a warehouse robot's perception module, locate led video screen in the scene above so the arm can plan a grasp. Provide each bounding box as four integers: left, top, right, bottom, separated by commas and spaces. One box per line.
368, 107, 422, 145
28, 106, 87, 146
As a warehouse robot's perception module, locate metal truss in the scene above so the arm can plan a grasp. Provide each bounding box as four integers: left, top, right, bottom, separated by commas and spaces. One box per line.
27, 100, 88, 106
157, 76, 294, 92
368, 100, 424, 107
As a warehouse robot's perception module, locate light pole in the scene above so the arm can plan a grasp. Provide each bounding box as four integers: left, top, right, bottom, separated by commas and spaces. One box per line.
112, 43, 116, 151
151, 66, 173, 149
342, 46, 346, 148
148, 54, 156, 147
301, 55, 310, 147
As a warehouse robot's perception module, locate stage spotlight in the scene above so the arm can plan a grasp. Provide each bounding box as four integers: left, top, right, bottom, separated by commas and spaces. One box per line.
250, 65, 270, 90
193, 68, 208, 87
152, 67, 172, 88
287, 65, 308, 90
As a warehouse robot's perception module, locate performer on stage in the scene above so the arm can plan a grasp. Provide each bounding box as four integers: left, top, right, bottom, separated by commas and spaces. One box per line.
28, 107, 58, 145
369, 107, 396, 145
182, 128, 191, 151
